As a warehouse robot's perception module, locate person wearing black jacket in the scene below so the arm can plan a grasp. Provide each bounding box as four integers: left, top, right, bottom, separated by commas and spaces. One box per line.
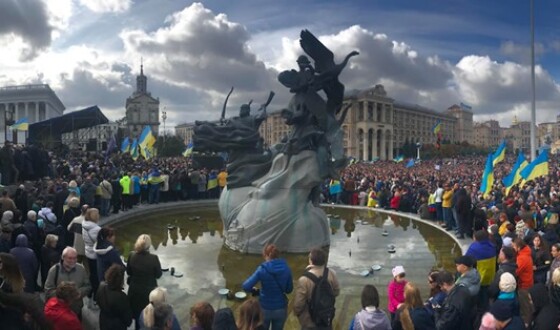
489, 246, 518, 301
97, 264, 133, 330
528, 283, 560, 330
435, 270, 473, 330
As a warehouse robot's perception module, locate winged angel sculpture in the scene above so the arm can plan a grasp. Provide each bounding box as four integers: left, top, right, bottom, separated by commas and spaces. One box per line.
193, 30, 358, 253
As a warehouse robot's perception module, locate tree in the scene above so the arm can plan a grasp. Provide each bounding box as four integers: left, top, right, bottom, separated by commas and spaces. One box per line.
155, 135, 185, 157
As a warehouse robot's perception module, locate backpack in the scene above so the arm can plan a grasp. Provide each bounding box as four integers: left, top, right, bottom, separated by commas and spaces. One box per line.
303, 267, 336, 327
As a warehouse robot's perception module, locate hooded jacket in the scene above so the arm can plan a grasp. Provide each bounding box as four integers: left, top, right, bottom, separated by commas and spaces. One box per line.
44, 297, 82, 330
94, 239, 124, 282
350, 307, 392, 330
10, 234, 38, 293
38, 207, 57, 224
456, 268, 481, 297
242, 258, 293, 310
82, 220, 101, 259
466, 240, 496, 286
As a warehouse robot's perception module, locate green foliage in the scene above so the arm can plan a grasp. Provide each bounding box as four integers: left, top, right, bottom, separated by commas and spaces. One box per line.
155, 135, 185, 157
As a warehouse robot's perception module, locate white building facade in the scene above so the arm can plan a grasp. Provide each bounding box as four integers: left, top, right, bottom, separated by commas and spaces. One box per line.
61, 122, 121, 151
125, 65, 160, 138
0, 84, 65, 144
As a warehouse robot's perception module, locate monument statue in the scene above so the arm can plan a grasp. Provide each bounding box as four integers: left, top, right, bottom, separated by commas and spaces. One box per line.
193, 30, 359, 253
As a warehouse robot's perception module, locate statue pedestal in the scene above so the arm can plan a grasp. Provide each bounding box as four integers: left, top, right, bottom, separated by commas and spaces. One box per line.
220, 150, 330, 253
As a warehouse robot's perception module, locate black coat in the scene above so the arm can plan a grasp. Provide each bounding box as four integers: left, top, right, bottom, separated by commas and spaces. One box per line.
96, 282, 133, 330
436, 284, 473, 330
126, 251, 162, 317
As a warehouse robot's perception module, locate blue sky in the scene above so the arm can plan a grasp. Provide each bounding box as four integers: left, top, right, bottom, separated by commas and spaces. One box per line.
1, 0, 560, 129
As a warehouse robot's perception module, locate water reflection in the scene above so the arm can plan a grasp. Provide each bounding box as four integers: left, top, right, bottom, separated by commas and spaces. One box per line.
112, 206, 461, 329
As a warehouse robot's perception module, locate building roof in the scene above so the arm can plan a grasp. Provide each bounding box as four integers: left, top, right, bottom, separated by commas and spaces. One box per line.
0, 84, 65, 111
393, 101, 455, 119
29, 105, 108, 145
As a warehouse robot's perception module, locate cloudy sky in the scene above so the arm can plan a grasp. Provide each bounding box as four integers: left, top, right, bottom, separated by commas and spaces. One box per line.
1, 0, 560, 131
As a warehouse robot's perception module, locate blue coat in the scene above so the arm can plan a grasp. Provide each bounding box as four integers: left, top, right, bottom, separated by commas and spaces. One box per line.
10, 234, 38, 293
242, 258, 293, 310
94, 239, 125, 281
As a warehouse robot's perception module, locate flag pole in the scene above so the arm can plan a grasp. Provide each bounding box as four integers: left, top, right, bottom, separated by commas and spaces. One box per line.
530, 0, 537, 160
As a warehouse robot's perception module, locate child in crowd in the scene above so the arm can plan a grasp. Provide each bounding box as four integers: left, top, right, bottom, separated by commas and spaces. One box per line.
387, 265, 407, 321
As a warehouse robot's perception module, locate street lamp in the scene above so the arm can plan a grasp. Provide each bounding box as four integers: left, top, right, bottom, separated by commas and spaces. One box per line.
416, 142, 422, 160
162, 108, 167, 144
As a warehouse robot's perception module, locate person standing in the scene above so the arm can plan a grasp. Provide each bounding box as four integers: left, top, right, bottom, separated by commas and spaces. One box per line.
127, 234, 162, 329
293, 248, 340, 330
442, 183, 454, 231
44, 281, 83, 330
488, 246, 518, 301
96, 264, 133, 330
9, 234, 38, 293
434, 183, 444, 225
44, 247, 91, 318
94, 227, 125, 283
387, 265, 407, 321
218, 168, 228, 194
435, 270, 473, 330
455, 188, 472, 239
82, 208, 101, 307
120, 173, 132, 211
349, 284, 391, 330
465, 230, 496, 312
99, 177, 113, 217
512, 237, 534, 327
242, 243, 293, 330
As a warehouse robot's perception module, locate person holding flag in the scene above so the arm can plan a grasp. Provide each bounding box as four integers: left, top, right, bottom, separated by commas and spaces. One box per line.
120, 137, 130, 154
479, 154, 494, 200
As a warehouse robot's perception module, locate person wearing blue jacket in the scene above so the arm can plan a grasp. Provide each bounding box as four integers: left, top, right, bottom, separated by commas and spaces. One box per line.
94, 227, 125, 282
243, 243, 293, 330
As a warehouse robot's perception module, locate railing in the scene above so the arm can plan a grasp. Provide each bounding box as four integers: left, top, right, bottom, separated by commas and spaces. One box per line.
0, 84, 51, 91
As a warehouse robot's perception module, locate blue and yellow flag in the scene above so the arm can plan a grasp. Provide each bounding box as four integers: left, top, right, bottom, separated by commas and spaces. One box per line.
492, 140, 506, 166
393, 155, 404, 163
183, 142, 193, 157
502, 152, 528, 196
432, 120, 441, 134
140, 145, 153, 160
520, 149, 548, 187
405, 159, 415, 168
138, 126, 156, 150
121, 137, 130, 153
130, 138, 139, 160
479, 153, 494, 199
10, 118, 29, 131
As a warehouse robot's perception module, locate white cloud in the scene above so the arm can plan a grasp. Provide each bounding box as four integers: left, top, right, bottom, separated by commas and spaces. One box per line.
79, 0, 131, 13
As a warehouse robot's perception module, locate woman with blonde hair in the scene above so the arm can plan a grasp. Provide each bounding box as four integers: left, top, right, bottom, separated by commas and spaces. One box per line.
0, 252, 24, 293
138, 287, 181, 330
82, 207, 101, 306
392, 282, 434, 330
237, 298, 265, 330
127, 234, 162, 329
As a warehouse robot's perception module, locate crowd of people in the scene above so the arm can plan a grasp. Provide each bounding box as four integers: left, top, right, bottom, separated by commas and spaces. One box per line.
2, 145, 560, 329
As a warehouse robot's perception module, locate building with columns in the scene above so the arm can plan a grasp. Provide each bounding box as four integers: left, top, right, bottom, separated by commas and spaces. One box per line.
125, 64, 160, 138
176, 84, 471, 161
0, 84, 65, 144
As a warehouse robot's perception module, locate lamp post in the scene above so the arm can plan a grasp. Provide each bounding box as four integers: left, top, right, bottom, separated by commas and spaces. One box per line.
416, 142, 422, 160
5, 107, 14, 143
530, 0, 536, 160
162, 108, 167, 144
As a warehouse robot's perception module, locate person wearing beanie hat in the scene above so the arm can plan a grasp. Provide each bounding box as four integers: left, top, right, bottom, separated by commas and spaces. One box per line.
499, 272, 517, 293
490, 300, 525, 329
455, 255, 481, 297
387, 265, 407, 321
502, 236, 513, 247
489, 246, 518, 301
496, 272, 521, 320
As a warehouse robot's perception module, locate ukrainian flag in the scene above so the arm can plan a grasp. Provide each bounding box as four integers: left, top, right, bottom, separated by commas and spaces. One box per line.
432, 120, 441, 134
502, 152, 528, 196
492, 140, 506, 166
393, 155, 404, 163
121, 137, 130, 153
520, 149, 548, 186
10, 118, 29, 131
479, 153, 494, 199
130, 138, 139, 160
138, 126, 156, 149
183, 142, 193, 157
140, 145, 153, 160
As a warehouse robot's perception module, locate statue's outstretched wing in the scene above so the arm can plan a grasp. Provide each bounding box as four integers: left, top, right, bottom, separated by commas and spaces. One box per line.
299, 30, 334, 73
